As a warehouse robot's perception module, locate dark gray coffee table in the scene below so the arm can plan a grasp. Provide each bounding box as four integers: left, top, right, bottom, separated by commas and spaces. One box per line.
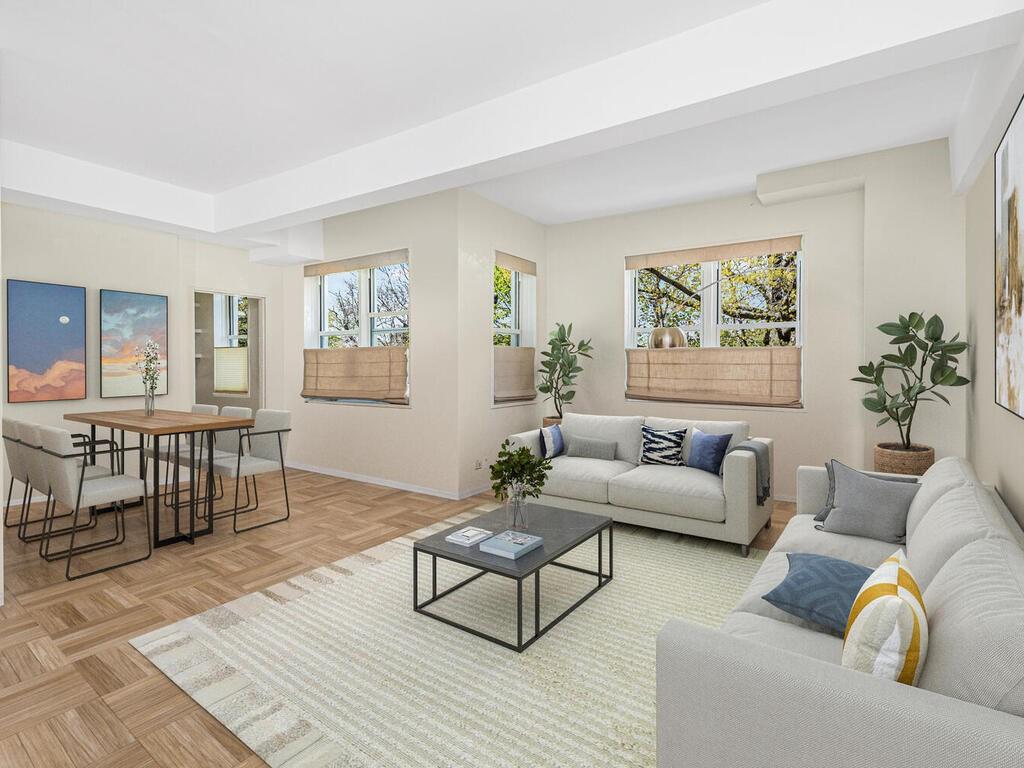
413, 503, 613, 652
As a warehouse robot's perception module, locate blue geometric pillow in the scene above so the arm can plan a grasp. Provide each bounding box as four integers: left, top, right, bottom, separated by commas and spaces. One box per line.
640, 425, 686, 466
762, 552, 873, 636
687, 429, 732, 474
538, 424, 564, 459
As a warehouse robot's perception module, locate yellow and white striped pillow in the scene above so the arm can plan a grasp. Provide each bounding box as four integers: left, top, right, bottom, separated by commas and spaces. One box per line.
842, 549, 928, 685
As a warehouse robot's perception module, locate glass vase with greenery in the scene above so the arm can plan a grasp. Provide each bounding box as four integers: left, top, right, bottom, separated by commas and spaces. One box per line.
490, 439, 552, 530
537, 323, 594, 419
134, 339, 161, 415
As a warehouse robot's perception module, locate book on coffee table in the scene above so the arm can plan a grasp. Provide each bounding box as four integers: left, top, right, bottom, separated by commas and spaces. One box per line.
479, 531, 543, 559
444, 526, 492, 546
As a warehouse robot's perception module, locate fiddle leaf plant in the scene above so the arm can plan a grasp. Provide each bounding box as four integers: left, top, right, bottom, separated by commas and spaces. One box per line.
537, 322, 594, 418
490, 439, 552, 502
853, 312, 969, 450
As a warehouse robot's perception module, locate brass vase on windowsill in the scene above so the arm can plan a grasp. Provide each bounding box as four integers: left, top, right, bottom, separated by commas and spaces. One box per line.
650, 327, 685, 348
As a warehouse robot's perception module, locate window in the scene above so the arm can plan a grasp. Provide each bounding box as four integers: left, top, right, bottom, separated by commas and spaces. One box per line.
213, 294, 250, 394
318, 262, 410, 348
493, 264, 520, 346
630, 251, 801, 349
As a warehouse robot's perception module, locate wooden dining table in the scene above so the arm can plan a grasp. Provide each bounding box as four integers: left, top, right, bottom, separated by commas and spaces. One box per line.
64, 409, 255, 548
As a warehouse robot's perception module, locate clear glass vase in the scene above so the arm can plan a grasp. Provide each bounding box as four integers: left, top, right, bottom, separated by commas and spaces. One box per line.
144, 390, 156, 416
506, 492, 528, 531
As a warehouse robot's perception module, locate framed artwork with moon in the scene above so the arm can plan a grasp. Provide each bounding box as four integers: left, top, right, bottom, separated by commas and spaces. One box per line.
100, 289, 169, 397
6, 279, 87, 403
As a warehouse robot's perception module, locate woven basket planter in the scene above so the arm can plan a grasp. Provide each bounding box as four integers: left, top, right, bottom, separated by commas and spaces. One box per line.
873, 443, 935, 476
542, 417, 562, 428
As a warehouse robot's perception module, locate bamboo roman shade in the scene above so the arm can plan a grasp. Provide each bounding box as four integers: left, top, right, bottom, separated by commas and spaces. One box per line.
303, 249, 408, 278
624, 235, 803, 270
495, 251, 537, 276
493, 346, 536, 402
625, 346, 802, 407
302, 347, 409, 404
213, 347, 249, 394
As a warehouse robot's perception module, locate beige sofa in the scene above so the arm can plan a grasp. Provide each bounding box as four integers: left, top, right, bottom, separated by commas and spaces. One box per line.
509, 413, 773, 555
656, 457, 1024, 767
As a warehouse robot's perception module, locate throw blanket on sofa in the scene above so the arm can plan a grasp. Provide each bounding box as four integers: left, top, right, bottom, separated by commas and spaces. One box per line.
723, 440, 771, 505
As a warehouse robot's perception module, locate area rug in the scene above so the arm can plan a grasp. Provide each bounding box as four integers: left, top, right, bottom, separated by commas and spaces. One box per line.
131, 508, 766, 767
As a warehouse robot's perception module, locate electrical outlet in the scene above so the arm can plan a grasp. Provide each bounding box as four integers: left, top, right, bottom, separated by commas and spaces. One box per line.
474, 459, 483, 470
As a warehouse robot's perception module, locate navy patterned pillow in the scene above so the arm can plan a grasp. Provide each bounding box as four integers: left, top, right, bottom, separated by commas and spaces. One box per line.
640, 425, 686, 466
762, 552, 873, 636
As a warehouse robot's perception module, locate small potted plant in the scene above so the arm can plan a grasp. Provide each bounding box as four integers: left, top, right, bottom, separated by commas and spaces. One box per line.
537, 322, 593, 427
134, 339, 161, 416
853, 313, 969, 475
490, 439, 552, 530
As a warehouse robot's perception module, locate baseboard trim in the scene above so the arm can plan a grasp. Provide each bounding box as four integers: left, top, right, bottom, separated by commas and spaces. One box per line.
285, 461, 484, 501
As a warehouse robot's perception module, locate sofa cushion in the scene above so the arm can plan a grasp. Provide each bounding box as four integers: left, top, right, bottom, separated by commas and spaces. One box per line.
771, 515, 897, 568
762, 553, 873, 636
566, 436, 617, 461
905, 456, 977, 538
731, 553, 823, 631
721, 610, 843, 664
607, 464, 725, 522
560, 413, 643, 464
919, 538, 1024, 716
907, 483, 1014, 590
543, 456, 634, 504
644, 417, 749, 464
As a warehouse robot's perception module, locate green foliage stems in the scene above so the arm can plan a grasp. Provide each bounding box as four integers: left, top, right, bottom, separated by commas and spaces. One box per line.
537, 323, 594, 418
490, 440, 552, 501
853, 312, 969, 450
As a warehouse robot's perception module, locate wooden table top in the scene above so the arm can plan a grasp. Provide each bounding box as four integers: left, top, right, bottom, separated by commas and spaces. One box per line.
63, 409, 255, 435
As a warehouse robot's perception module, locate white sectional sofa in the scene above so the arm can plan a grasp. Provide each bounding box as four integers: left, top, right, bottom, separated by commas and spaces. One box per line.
509, 413, 773, 555
656, 457, 1024, 767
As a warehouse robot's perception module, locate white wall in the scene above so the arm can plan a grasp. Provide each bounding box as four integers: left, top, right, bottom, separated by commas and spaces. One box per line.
544, 140, 968, 500
456, 190, 546, 497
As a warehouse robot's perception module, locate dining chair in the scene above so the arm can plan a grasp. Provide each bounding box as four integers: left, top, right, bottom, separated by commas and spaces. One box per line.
2, 418, 28, 529
152, 404, 220, 510
212, 409, 291, 533
38, 426, 150, 579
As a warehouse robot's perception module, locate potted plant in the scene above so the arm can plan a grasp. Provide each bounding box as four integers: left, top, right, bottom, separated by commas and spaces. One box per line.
537, 322, 594, 427
490, 439, 552, 530
853, 312, 969, 475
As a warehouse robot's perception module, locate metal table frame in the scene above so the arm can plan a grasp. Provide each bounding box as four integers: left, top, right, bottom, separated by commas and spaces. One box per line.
413, 521, 613, 653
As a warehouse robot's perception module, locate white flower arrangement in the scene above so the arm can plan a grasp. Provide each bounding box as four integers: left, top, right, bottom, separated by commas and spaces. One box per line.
134, 339, 161, 395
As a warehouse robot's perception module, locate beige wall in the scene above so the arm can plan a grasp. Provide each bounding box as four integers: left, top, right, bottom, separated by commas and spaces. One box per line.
0, 202, 286, 488
456, 190, 546, 497
545, 140, 968, 500
965, 159, 1024, 527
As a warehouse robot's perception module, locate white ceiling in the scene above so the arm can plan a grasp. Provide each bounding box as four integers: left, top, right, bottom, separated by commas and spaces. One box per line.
1, 1, 1022, 241
0, 0, 766, 192
470, 52, 993, 224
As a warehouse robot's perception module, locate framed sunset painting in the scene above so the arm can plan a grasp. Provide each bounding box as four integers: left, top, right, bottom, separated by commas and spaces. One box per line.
997, 94, 1024, 419
6, 279, 87, 403
100, 289, 168, 397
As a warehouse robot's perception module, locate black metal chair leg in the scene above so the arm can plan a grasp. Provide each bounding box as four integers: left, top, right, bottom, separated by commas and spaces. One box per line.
232, 434, 290, 534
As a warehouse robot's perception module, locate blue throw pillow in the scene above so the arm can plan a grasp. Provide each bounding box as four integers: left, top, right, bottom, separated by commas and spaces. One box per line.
538, 424, 564, 459
687, 429, 731, 474
762, 552, 873, 636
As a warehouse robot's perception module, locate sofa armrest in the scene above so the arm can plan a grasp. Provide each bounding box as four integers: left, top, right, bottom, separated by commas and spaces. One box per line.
796, 463, 921, 515
721, 437, 772, 546
507, 429, 541, 457
657, 619, 1024, 768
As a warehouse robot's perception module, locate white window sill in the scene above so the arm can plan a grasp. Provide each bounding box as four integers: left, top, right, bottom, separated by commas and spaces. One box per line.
624, 397, 805, 414
491, 399, 538, 410
303, 397, 411, 410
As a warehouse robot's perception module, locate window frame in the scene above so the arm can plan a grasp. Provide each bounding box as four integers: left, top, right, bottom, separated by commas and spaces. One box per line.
318, 265, 410, 349
629, 252, 802, 349
493, 266, 522, 347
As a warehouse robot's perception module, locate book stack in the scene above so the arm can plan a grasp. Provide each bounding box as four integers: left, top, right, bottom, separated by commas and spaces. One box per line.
444, 526, 492, 546
479, 531, 544, 559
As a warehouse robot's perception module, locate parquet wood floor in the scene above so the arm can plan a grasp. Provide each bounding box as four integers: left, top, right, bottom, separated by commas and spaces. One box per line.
1, 468, 793, 767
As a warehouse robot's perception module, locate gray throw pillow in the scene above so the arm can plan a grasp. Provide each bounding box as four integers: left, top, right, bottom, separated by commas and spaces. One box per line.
814, 460, 919, 522
819, 460, 920, 543
566, 436, 617, 461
